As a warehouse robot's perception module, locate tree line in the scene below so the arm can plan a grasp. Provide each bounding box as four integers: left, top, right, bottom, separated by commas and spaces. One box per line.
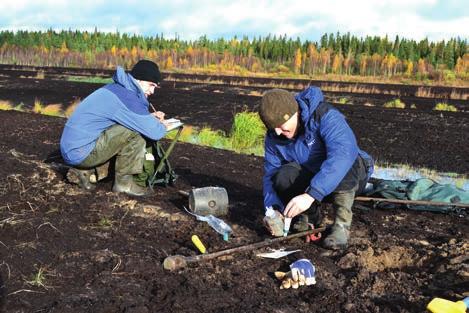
0, 29, 467, 81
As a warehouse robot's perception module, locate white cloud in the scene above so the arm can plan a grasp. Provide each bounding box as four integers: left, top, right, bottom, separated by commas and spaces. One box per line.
0, 0, 466, 41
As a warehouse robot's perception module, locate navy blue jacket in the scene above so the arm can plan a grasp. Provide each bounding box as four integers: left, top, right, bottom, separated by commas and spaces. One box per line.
60, 66, 166, 165
263, 87, 373, 211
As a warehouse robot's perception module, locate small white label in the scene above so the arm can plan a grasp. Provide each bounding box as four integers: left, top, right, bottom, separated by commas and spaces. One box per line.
145, 153, 155, 161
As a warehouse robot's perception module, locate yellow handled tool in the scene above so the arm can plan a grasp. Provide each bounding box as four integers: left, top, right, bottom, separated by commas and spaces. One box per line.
191, 235, 207, 254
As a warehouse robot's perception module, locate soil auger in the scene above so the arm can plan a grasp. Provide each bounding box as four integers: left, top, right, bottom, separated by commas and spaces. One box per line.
163, 227, 325, 271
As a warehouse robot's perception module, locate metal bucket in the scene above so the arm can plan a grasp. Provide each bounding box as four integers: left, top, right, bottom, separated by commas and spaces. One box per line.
188, 187, 229, 216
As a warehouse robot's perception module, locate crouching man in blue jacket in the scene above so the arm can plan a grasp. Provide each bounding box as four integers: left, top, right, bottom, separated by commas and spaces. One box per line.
60, 60, 168, 196
259, 87, 373, 249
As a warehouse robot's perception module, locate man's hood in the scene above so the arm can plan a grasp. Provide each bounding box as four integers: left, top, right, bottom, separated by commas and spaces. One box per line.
112, 66, 146, 99
295, 86, 325, 125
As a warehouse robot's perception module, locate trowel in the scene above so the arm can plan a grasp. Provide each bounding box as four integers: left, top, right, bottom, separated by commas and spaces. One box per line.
256, 248, 301, 259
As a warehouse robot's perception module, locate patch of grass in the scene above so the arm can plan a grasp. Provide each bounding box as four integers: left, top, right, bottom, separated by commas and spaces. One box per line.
33, 99, 63, 116
433, 102, 457, 112
230, 111, 266, 152
14, 103, 25, 111
0, 100, 13, 110
41, 104, 63, 117
383, 99, 405, 109
98, 217, 113, 227
67, 76, 113, 84
97, 217, 114, 228
248, 90, 262, 97
33, 99, 44, 114
166, 125, 196, 143
165, 111, 266, 155
26, 266, 48, 289
338, 97, 348, 104
35, 70, 45, 79
197, 127, 228, 148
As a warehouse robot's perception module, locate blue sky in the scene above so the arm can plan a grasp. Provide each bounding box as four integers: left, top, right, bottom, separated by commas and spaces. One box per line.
1, 0, 467, 42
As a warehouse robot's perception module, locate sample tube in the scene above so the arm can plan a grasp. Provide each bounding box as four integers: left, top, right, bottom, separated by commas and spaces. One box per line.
283, 217, 292, 237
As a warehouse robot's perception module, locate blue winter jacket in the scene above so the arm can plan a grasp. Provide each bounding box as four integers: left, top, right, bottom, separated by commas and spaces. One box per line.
60, 66, 166, 165
263, 87, 373, 212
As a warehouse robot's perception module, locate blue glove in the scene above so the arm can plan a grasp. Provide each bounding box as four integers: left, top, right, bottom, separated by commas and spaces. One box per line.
290, 259, 316, 286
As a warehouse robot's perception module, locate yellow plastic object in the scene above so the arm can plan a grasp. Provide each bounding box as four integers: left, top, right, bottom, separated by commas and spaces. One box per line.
427, 297, 469, 313
191, 235, 207, 254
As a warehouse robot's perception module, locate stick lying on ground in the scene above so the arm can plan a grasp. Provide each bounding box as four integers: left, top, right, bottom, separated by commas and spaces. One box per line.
163, 227, 326, 271
355, 196, 468, 208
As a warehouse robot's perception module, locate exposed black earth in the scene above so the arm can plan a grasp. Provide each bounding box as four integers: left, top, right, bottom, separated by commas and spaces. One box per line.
0, 66, 468, 312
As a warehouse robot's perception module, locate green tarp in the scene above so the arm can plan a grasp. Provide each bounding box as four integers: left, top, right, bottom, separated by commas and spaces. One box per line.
365, 178, 469, 213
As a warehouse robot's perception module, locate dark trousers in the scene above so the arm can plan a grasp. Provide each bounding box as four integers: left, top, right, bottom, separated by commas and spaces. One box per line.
272, 156, 368, 226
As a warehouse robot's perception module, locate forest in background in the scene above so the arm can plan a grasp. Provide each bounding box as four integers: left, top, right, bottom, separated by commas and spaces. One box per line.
0, 29, 467, 83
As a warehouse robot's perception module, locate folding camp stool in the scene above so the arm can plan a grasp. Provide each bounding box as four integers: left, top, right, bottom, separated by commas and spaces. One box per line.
148, 125, 184, 188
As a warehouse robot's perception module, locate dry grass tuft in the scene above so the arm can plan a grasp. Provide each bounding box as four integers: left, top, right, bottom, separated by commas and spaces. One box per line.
450, 89, 467, 100
383, 99, 406, 109
433, 103, 458, 112
0, 100, 13, 110
33, 99, 63, 116
33, 99, 44, 114
64, 98, 81, 118
35, 70, 45, 80
25, 266, 50, 289
41, 104, 63, 117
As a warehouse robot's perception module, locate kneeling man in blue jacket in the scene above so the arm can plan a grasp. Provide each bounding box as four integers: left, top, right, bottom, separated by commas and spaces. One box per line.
60, 60, 168, 196
259, 87, 374, 249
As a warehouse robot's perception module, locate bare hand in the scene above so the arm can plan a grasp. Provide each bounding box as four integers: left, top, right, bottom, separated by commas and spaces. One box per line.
283, 193, 315, 218
161, 119, 171, 130
152, 111, 165, 121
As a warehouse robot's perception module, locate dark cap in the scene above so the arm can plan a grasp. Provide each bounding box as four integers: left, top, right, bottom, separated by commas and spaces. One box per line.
130, 60, 162, 85
259, 89, 298, 129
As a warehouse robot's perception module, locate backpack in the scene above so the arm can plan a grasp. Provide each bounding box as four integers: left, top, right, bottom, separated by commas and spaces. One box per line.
134, 141, 178, 188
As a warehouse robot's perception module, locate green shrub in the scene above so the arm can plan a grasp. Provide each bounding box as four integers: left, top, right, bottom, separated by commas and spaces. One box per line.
433, 102, 457, 112
230, 111, 266, 151
383, 99, 405, 109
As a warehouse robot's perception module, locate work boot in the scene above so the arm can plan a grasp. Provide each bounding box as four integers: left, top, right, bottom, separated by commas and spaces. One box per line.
95, 162, 110, 182
293, 204, 323, 232
66, 168, 96, 191
112, 174, 152, 196
322, 223, 350, 250
322, 191, 354, 250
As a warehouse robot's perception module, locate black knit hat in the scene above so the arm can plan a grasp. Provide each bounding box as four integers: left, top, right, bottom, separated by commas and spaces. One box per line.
130, 60, 162, 85
259, 89, 298, 129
